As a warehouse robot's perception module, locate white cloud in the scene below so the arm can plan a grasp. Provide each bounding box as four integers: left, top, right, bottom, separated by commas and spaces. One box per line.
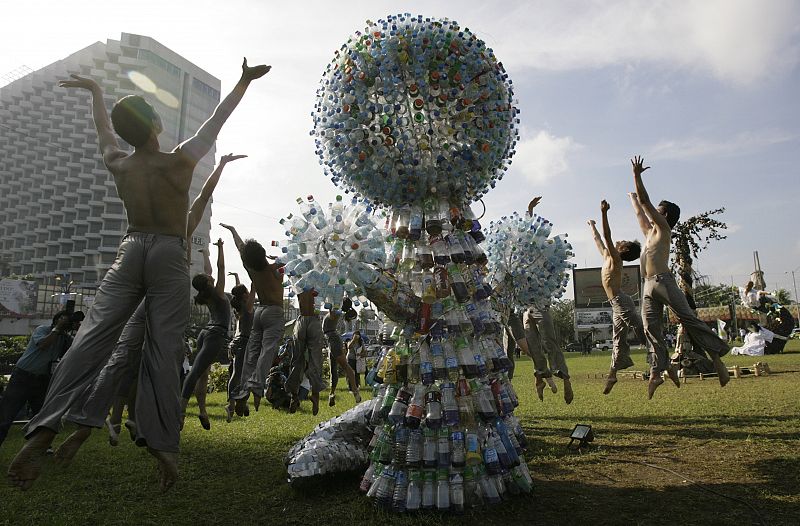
648, 129, 797, 161
486, 0, 800, 85
514, 129, 579, 184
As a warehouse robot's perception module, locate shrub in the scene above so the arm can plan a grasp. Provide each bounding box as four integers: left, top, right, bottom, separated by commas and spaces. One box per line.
207, 362, 230, 393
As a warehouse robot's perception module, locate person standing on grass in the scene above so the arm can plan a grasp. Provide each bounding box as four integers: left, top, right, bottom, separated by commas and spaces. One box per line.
225, 273, 256, 421
324, 300, 361, 407
7, 58, 270, 492
346, 328, 366, 387
628, 155, 730, 399
588, 199, 645, 395
288, 290, 324, 415
181, 240, 230, 431
220, 224, 285, 413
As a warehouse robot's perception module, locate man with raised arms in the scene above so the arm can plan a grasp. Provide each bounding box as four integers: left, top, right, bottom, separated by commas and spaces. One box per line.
628, 155, 730, 399
8, 59, 269, 491
588, 199, 645, 395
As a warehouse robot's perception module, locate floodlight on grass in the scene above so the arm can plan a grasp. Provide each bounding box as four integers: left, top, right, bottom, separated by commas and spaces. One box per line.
568, 424, 594, 450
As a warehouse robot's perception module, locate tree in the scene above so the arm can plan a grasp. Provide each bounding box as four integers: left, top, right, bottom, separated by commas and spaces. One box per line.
774, 288, 792, 305
693, 283, 737, 308
670, 208, 727, 308
549, 298, 575, 345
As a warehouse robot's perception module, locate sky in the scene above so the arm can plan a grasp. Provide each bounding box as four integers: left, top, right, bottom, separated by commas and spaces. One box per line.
2, 0, 799, 300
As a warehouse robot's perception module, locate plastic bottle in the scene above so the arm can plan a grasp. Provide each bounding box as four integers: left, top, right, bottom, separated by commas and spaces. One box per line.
434, 266, 450, 298
422, 428, 437, 469
416, 244, 434, 270
443, 339, 460, 381
451, 430, 466, 468
365, 463, 385, 497
447, 263, 470, 303
388, 385, 412, 425
396, 206, 411, 239
430, 235, 450, 265
482, 429, 501, 476
380, 385, 399, 421
405, 383, 425, 428
447, 233, 465, 263
436, 468, 451, 511
421, 470, 436, 510
478, 465, 501, 504
369, 384, 387, 424
465, 427, 482, 466
424, 385, 443, 429
391, 469, 408, 512
437, 427, 451, 468
405, 470, 423, 511
409, 205, 423, 240
424, 197, 442, 236
394, 425, 409, 467
373, 464, 396, 508
449, 470, 465, 514
463, 466, 482, 508
440, 382, 459, 427
430, 338, 446, 380
359, 462, 377, 493
406, 427, 423, 468
419, 341, 434, 386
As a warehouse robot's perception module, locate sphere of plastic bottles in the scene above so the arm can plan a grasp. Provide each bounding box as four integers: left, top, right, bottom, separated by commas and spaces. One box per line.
278, 195, 387, 309
312, 14, 520, 208
485, 212, 574, 310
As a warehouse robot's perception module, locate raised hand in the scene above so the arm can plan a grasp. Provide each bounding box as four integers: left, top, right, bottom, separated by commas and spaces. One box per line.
241, 58, 271, 82
213, 238, 224, 247
527, 196, 543, 216
628, 192, 638, 199
587, 219, 596, 227
631, 155, 650, 177
219, 223, 235, 231
58, 74, 100, 92
601, 199, 610, 212
220, 153, 247, 164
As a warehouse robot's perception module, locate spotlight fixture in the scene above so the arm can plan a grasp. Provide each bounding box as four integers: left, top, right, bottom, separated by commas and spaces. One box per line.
568, 424, 594, 450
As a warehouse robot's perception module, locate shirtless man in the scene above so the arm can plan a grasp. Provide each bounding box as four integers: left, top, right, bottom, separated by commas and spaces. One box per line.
7, 59, 269, 492
629, 155, 729, 398
287, 289, 324, 415
588, 199, 645, 395
220, 224, 285, 413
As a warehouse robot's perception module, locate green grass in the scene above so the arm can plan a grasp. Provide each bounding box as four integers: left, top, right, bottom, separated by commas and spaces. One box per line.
2, 342, 799, 525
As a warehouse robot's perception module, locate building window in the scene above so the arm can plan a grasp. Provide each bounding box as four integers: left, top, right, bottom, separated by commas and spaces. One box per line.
191, 78, 220, 101
136, 49, 181, 77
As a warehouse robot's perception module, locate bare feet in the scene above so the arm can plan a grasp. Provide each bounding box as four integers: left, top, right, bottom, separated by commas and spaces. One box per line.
225, 403, 234, 423
713, 356, 730, 387
328, 393, 336, 407
603, 370, 618, 395
666, 366, 681, 388
353, 388, 362, 404
147, 448, 178, 493
198, 413, 211, 431
124, 420, 137, 442
234, 398, 246, 417
648, 370, 665, 400
311, 392, 320, 416
545, 377, 558, 393
106, 418, 121, 447
253, 393, 262, 411
54, 426, 92, 467
7, 428, 56, 490
535, 378, 546, 401
563, 379, 574, 405
288, 396, 299, 414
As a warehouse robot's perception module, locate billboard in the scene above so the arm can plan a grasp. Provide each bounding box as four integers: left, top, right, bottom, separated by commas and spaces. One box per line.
0, 279, 38, 317
575, 308, 614, 329
573, 265, 641, 308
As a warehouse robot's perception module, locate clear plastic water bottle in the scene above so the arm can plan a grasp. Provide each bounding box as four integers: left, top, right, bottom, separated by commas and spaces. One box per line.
394, 425, 409, 466
421, 470, 436, 510
441, 382, 459, 427
451, 430, 466, 468
463, 466, 482, 508
388, 385, 412, 425
405, 383, 425, 428
405, 470, 423, 511
422, 428, 437, 469
482, 430, 501, 476
419, 341, 434, 386
443, 340, 460, 381
436, 468, 451, 511
477, 465, 501, 504
391, 469, 408, 512
430, 338, 446, 380
373, 464, 397, 508
359, 462, 377, 493
437, 427, 451, 468
365, 463, 384, 497
406, 427, 423, 468
409, 205, 423, 240
449, 470, 465, 514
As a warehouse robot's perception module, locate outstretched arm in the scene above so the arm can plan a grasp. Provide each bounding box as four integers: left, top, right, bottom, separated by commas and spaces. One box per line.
631, 155, 669, 230
213, 239, 226, 296
187, 153, 247, 236
229, 272, 241, 286
588, 220, 607, 256
527, 196, 542, 217
200, 248, 213, 275
175, 59, 270, 164
628, 192, 652, 236
600, 200, 619, 259
220, 223, 246, 251
58, 75, 125, 166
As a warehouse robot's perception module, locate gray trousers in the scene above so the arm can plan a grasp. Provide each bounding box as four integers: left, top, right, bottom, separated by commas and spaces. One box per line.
610, 293, 644, 371
182, 326, 226, 399
65, 301, 145, 429
523, 307, 569, 379
642, 272, 729, 372
26, 233, 189, 453
287, 315, 325, 395
237, 305, 284, 399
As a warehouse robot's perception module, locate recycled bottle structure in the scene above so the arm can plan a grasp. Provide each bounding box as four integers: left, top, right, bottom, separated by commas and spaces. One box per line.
355, 198, 533, 512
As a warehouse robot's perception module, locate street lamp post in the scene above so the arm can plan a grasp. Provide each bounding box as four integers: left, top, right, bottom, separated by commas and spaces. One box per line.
786, 266, 800, 305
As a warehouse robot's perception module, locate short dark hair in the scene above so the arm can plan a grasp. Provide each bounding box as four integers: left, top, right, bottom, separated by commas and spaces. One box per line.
231, 284, 248, 298
111, 95, 157, 147
229, 284, 248, 314
618, 240, 641, 261
658, 200, 681, 228
192, 274, 212, 305
52, 310, 67, 327
241, 239, 268, 271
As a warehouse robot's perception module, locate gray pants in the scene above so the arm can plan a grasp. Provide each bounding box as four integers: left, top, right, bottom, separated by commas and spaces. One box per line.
237, 305, 284, 399
642, 272, 729, 373
287, 315, 325, 395
523, 307, 569, 379
65, 301, 146, 429
610, 293, 644, 371
26, 233, 189, 453
182, 326, 227, 399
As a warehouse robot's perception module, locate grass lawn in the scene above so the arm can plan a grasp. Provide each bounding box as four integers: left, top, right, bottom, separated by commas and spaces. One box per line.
2, 342, 799, 525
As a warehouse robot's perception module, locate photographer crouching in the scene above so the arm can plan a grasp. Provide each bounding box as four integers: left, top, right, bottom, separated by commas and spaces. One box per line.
0, 309, 84, 447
